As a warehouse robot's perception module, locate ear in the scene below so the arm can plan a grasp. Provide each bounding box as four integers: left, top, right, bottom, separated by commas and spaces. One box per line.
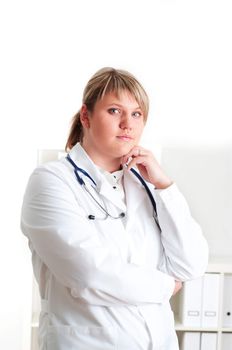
80, 104, 90, 128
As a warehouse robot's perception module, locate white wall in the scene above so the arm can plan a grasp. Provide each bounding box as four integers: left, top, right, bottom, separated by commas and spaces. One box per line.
161, 145, 232, 258
0, 0, 231, 349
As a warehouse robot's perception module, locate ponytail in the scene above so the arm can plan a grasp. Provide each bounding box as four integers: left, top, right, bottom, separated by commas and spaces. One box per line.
65, 111, 83, 152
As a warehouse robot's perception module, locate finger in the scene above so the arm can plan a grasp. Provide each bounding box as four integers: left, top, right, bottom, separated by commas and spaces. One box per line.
121, 147, 145, 165
126, 155, 148, 170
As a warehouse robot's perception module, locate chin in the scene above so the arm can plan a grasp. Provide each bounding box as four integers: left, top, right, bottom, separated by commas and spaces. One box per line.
124, 142, 136, 151
115, 145, 134, 158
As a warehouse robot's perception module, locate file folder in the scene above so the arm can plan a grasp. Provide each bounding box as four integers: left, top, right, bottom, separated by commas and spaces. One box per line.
180, 277, 202, 327
180, 332, 200, 350
222, 274, 232, 327
201, 332, 217, 350
201, 273, 220, 328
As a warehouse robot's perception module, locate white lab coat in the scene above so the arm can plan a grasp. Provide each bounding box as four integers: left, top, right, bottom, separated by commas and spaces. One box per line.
21, 143, 208, 350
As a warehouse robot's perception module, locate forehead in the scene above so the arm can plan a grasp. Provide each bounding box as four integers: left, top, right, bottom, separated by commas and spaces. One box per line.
96, 91, 141, 109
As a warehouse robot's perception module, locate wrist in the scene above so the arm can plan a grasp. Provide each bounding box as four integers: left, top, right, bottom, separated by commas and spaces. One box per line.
154, 179, 173, 189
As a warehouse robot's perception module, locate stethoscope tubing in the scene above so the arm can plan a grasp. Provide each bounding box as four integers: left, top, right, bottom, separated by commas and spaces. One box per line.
67, 154, 96, 186
129, 168, 161, 230
66, 154, 161, 230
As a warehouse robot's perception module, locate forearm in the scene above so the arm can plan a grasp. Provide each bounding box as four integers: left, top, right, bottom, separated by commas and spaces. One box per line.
154, 183, 209, 280
24, 224, 175, 306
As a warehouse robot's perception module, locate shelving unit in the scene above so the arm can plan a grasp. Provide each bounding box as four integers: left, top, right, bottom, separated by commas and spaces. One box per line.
171, 257, 232, 350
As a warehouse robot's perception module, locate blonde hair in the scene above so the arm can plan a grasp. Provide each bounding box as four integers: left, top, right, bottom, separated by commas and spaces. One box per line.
65, 67, 149, 151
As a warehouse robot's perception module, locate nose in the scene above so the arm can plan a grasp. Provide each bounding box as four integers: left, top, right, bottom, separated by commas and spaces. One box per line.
119, 113, 132, 130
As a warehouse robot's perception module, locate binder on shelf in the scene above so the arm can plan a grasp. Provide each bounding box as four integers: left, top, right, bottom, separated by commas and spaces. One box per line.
201, 273, 220, 328
179, 273, 220, 328
201, 332, 217, 350
222, 274, 232, 327
180, 277, 202, 327
180, 332, 200, 350
221, 333, 232, 350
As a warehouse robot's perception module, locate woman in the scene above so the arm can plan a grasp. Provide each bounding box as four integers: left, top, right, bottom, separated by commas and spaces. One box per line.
21, 67, 208, 350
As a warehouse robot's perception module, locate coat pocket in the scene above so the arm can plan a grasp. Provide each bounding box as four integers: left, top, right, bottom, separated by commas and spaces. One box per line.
46, 324, 116, 350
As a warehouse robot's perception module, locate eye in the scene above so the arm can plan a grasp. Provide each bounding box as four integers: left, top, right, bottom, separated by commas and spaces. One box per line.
132, 111, 142, 118
108, 108, 121, 115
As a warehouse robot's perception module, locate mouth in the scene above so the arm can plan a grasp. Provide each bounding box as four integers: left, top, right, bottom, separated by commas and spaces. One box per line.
117, 135, 133, 142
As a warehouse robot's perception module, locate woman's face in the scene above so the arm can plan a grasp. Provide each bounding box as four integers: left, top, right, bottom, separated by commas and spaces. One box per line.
81, 91, 145, 170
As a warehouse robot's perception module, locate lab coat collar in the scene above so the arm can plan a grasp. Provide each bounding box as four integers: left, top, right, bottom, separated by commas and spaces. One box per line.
68, 143, 126, 212
69, 143, 103, 187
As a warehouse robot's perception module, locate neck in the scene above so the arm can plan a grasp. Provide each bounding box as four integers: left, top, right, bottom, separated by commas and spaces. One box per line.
81, 142, 122, 173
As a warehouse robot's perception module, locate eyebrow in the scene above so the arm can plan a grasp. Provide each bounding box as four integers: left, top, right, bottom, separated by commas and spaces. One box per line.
107, 103, 141, 110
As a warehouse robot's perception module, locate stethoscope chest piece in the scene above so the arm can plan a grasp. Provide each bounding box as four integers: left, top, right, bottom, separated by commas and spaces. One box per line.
66, 154, 125, 221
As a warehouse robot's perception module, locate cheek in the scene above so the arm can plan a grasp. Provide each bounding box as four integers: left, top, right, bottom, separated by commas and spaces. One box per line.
101, 121, 118, 135
135, 123, 145, 137
93, 122, 115, 139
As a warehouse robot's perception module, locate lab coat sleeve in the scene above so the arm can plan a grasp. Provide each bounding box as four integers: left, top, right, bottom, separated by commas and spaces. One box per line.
21, 166, 175, 306
154, 183, 209, 281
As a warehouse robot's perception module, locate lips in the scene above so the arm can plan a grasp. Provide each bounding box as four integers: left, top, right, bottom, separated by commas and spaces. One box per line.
117, 135, 133, 141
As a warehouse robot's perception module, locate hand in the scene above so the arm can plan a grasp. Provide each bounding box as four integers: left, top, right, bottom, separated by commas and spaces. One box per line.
121, 146, 173, 189
172, 280, 182, 296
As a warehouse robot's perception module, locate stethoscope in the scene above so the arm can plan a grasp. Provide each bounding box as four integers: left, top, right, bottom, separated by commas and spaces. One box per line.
66, 154, 161, 230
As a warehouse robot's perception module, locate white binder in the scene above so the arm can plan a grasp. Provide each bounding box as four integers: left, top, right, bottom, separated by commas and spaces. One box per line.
180, 332, 200, 350
222, 274, 232, 327
201, 332, 217, 350
180, 277, 203, 327
180, 273, 220, 328
201, 273, 220, 327
221, 333, 232, 350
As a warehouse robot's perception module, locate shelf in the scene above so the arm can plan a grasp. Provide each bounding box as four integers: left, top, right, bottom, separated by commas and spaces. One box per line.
207, 257, 232, 273
221, 328, 232, 333
171, 268, 232, 349
175, 322, 232, 333
175, 318, 219, 332
175, 324, 218, 332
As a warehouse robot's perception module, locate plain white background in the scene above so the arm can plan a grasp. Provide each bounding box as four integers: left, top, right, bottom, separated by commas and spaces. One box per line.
0, 0, 231, 349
